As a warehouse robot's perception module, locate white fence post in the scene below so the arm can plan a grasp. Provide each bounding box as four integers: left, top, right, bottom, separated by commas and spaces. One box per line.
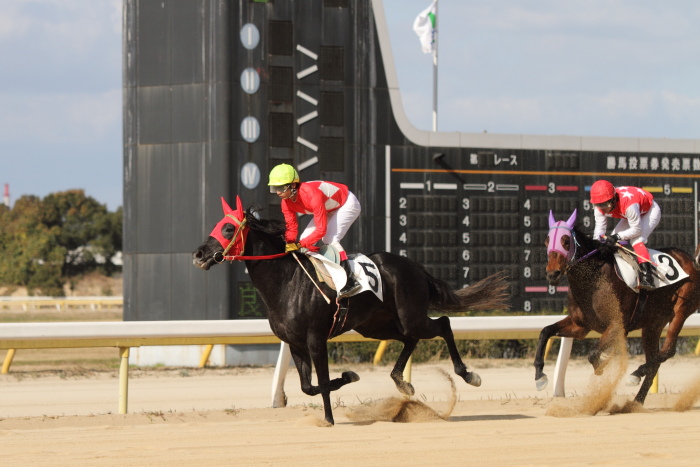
552, 337, 574, 397
118, 347, 130, 414
271, 342, 292, 408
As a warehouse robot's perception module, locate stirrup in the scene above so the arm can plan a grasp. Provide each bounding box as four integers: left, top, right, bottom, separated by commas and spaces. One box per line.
638, 273, 654, 290
338, 278, 362, 299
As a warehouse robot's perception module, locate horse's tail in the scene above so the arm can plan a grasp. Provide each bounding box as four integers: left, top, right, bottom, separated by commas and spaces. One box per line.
427, 270, 510, 312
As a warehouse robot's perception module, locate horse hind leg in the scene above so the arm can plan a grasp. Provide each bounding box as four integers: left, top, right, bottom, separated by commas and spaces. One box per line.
434, 316, 482, 387
410, 316, 481, 388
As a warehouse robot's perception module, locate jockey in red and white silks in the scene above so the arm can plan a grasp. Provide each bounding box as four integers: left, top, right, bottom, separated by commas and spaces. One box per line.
268, 163, 363, 299
592, 185, 661, 262
282, 180, 361, 250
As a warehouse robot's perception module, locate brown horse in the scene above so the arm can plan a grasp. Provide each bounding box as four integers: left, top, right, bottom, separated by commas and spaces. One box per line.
192, 197, 510, 425
534, 209, 700, 404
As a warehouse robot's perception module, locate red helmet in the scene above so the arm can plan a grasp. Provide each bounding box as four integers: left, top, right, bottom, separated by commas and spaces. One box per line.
590, 180, 615, 204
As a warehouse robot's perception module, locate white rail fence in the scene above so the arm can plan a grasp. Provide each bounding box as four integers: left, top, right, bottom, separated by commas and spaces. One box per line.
1, 314, 699, 414
0, 296, 123, 311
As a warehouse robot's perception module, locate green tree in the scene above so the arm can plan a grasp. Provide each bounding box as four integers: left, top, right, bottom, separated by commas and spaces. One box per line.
42, 190, 121, 276
0, 190, 122, 296
0, 195, 66, 295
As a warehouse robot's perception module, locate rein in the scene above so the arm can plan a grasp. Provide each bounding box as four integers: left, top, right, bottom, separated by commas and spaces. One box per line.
222, 252, 288, 261
569, 248, 599, 268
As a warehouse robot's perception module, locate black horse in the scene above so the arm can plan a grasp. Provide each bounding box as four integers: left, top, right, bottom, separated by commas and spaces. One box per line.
192, 197, 510, 425
535, 210, 700, 404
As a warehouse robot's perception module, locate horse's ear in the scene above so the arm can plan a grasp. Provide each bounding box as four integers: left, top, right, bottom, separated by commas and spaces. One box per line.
548, 210, 556, 228
221, 197, 234, 214
235, 196, 244, 215
566, 209, 578, 228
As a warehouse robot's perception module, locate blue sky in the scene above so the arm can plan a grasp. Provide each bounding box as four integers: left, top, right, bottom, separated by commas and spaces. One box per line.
0, 1, 122, 210
387, 0, 700, 137
1, 0, 698, 211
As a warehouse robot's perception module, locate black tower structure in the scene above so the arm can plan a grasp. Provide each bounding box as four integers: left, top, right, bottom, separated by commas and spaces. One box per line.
124, 0, 700, 321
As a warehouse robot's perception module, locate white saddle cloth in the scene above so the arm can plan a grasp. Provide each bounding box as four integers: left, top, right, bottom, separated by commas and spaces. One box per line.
614, 248, 688, 293
306, 251, 384, 301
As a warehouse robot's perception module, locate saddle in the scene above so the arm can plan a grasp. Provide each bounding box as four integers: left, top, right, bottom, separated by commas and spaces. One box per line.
308, 245, 343, 290
305, 246, 384, 301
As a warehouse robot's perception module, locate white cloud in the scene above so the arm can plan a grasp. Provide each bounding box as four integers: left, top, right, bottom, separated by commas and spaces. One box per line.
0, 89, 121, 144
0, 0, 121, 62
0, 4, 31, 38
430, 89, 699, 139
660, 91, 700, 122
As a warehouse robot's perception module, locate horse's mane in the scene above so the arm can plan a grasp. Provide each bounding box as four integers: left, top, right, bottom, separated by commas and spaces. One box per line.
245, 205, 286, 239
572, 224, 615, 262
572, 225, 595, 249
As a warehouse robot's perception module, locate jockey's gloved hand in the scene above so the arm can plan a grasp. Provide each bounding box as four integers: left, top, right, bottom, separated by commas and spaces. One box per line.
285, 242, 301, 252
298, 243, 320, 253
604, 234, 620, 246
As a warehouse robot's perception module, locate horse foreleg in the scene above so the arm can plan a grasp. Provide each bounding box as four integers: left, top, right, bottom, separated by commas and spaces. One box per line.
634, 362, 660, 404
534, 316, 588, 391
390, 339, 418, 396
307, 338, 360, 426
628, 323, 664, 387
290, 346, 320, 396
589, 320, 626, 375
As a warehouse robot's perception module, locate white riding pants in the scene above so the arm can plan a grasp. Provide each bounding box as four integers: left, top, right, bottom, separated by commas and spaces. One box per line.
300, 191, 361, 247
612, 201, 661, 246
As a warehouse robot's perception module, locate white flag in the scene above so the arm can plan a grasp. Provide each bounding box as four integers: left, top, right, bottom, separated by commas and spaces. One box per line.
413, 0, 436, 54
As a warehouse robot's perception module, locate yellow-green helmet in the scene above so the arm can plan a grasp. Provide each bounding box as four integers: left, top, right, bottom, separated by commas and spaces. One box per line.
268, 164, 299, 192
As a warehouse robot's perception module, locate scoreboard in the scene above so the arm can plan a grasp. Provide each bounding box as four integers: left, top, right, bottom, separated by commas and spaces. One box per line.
389, 147, 700, 313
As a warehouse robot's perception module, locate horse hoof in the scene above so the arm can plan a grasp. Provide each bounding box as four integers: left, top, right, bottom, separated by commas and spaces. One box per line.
397, 381, 415, 396
626, 374, 641, 386
536, 376, 548, 391
466, 372, 481, 387
343, 371, 360, 383
593, 352, 612, 376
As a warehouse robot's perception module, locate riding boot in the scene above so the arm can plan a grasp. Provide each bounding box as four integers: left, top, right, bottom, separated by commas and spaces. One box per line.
338, 259, 362, 299
638, 262, 655, 291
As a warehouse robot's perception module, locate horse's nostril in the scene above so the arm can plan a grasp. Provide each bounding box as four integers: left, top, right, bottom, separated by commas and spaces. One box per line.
195, 250, 203, 259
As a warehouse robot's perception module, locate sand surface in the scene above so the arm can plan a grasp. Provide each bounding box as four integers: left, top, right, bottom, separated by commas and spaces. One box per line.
2, 354, 700, 466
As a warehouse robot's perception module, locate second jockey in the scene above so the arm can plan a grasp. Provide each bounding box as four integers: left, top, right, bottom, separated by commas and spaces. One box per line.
590, 179, 661, 290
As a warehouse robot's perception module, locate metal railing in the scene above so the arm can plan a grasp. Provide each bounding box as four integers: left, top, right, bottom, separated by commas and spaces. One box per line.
1, 314, 699, 415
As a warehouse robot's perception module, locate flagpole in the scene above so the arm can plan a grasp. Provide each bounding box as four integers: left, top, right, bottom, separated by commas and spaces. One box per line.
432, 0, 438, 132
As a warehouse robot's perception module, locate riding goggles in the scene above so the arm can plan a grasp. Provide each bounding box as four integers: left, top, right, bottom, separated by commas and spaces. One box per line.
270, 184, 291, 194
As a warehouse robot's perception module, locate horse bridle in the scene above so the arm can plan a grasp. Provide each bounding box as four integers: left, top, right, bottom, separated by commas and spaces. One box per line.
213, 215, 288, 263
547, 225, 598, 271
548, 225, 577, 260
214, 215, 248, 263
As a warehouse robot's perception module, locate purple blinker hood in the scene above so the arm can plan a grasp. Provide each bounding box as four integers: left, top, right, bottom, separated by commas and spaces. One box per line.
547, 209, 577, 260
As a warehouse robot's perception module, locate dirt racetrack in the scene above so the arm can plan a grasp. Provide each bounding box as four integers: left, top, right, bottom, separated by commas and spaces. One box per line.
2, 354, 700, 466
